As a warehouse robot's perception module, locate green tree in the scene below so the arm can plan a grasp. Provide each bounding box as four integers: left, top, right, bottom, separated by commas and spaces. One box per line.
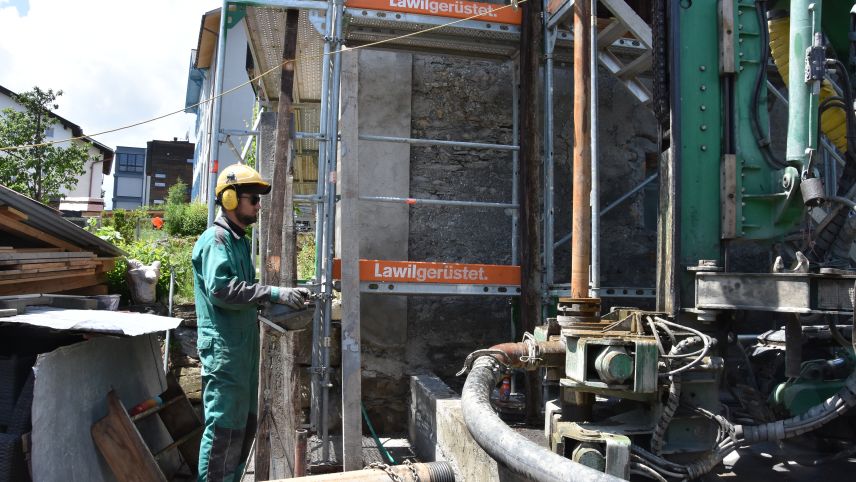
0, 87, 91, 202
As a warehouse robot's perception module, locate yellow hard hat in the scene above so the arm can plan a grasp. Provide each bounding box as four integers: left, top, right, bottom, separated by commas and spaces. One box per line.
215, 164, 271, 197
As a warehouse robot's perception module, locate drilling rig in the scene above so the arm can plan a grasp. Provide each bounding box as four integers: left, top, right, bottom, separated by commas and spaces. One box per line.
461, 1, 856, 479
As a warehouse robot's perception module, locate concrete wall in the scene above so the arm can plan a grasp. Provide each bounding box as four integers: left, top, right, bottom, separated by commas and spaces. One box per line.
336, 49, 413, 433
409, 374, 528, 482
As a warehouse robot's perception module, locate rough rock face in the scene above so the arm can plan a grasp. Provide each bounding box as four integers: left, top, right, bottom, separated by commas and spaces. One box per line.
405, 57, 660, 402
407, 55, 517, 395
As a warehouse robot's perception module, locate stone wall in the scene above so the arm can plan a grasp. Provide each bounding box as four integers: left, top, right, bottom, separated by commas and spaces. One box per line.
405, 56, 661, 405
407, 56, 517, 396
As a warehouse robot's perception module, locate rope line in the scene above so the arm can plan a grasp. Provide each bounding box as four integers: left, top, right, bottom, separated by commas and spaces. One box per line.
0, 0, 528, 152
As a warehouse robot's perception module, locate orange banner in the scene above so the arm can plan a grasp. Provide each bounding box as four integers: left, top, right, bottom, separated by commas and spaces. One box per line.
333, 259, 520, 285
345, 0, 522, 25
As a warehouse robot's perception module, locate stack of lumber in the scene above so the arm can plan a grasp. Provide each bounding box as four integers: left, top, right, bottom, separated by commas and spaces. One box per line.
0, 248, 114, 296
0, 203, 117, 297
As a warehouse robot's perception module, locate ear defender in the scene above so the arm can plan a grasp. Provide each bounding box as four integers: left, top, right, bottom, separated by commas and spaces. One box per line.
221, 187, 238, 211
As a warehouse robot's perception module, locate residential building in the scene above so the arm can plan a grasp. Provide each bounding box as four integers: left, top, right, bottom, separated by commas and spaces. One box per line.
0, 84, 113, 214
146, 138, 195, 205
111, 146, 147, 210
184, 8, 256, 202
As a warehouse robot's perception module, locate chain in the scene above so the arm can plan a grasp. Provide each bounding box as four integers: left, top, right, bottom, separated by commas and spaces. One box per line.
364, 461, 420, 482
365, 462, 404, 482
404, 459, 420, 482
651, 0, 669, 126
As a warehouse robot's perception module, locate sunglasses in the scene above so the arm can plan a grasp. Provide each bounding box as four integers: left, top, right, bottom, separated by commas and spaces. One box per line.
240, 194, 261, 205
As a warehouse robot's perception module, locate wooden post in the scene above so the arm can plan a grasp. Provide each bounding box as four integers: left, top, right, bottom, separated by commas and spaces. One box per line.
257, 9, 300, 480
571, 0, 592, 299
518, 0, 544, 424
339, 50, 363, 471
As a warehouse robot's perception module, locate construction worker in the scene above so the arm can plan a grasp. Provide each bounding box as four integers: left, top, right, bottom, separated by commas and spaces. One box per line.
192, 164, 310, 481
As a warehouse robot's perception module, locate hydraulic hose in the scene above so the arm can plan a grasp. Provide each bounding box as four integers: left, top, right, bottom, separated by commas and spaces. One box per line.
738, 285, 856, 443
768, 15, 849, 153
461, 356, 622, 482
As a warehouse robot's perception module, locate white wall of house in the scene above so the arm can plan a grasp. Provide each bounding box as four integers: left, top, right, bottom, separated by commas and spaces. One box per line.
190, 19, 256, 203
1, 87, 111, 211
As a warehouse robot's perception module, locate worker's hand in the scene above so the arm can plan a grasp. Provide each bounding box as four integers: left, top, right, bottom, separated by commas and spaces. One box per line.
275, 287, 312, 310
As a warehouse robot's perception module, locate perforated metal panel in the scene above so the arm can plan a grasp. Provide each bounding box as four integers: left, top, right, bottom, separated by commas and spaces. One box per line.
246, 7, 325, 103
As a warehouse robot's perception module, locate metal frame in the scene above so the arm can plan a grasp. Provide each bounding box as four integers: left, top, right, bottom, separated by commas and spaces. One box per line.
204, 0, 661, 470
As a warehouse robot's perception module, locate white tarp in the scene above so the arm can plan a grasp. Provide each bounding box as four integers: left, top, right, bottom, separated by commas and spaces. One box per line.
1, 306, 182, 336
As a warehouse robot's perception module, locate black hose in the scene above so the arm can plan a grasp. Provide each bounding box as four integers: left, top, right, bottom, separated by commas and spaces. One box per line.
461, 356, 622, 482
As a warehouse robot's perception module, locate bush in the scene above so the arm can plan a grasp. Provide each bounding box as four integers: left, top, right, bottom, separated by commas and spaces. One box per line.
180, 203, 208, 236
297, 233, 316, 281
164, 179, 207, 237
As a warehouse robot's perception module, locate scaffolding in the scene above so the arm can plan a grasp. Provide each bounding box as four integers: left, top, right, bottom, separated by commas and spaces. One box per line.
205, 0, 658, 471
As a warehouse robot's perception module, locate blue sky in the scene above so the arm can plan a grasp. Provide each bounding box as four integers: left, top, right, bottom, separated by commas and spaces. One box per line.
0, 0, 220, 207
5, 0, 28, 16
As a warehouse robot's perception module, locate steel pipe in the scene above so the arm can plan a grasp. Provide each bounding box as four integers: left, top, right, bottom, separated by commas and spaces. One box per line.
320, 0, 346, 460
571, 0, 592, 298
589, 0, 600, 296
207, 0, 230, 227
294, 428, 308, 477
488, 340, 566, 368
462, 356, 622, 482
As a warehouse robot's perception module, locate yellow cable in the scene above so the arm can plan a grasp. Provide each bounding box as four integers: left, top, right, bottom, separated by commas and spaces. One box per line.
0, 0, 528, 152
768, 16, 848, 153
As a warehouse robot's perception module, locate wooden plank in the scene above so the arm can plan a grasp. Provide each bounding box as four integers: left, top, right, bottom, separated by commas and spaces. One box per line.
0, 262, 70, 271
91, 390, 167, 482
0, 206, 28, 221
719, 0, 736, 74
157, 377, 203, 474
520, 0, 545, 425
0, 268, 95, 283
0, 251, 94, 263
0, 214, 80, 252
257, 8, 301, 480
0, 272, 105, 296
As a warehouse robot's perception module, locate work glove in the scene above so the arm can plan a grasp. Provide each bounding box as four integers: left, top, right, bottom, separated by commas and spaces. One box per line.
275, 287, 312, 310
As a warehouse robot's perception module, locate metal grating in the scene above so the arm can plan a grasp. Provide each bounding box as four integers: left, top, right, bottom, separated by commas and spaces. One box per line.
246, 6, 287, 101
296, 11, 324, 102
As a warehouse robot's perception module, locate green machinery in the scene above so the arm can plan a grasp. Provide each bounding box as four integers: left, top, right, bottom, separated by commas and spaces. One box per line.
541, 0, 856, 479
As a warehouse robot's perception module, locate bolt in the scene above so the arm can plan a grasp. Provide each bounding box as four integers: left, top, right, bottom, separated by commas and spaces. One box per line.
699, 65, 706, 71
701, 145, 708, 151
700, 85, 707, 91
700, 105, 707, 111
700, 124, 708, 131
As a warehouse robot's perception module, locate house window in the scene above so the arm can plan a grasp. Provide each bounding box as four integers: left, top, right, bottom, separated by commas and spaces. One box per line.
154, 182, 166, 187
155, 173, 166, 179
153, 199, 164, 205
117, 153, 144, 173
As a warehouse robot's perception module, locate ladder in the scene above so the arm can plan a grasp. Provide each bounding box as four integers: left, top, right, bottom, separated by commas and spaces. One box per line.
91, 376, 203, 481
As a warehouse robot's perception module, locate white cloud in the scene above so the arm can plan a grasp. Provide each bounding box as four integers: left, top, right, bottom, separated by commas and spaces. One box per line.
0, 0, 221, 207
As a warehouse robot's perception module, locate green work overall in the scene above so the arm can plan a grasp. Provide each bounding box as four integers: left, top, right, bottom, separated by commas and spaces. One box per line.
192, 217, 281, 482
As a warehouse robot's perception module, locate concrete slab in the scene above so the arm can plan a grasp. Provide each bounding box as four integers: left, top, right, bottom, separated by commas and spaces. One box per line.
410, 373, 528, 482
